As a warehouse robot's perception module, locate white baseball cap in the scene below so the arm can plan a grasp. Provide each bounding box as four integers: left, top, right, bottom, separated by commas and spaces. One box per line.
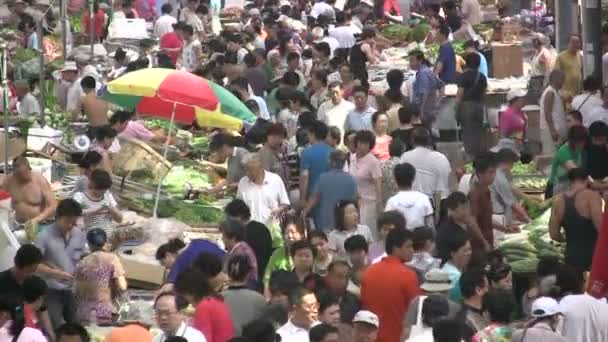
506, 88, 527, 102
353, 310, 379, 328
531, 297, 562, 318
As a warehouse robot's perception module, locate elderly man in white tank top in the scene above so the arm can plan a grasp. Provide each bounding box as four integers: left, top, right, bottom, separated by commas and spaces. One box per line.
540, 70, 567, 156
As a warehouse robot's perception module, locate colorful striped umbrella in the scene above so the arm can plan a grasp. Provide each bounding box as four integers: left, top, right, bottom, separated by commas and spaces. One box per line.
102, 68, 256, 130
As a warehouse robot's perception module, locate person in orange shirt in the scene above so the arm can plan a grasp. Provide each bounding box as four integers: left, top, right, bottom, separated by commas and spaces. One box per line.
360, 227, 421, 342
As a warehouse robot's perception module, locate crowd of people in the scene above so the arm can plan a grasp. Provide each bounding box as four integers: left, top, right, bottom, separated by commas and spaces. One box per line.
3, 0, 608, 341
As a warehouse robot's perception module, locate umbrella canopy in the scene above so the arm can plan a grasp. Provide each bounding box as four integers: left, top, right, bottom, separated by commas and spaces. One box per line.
104, 68, 218, 124
206, 81, 256, 124
103, 68, 256, 130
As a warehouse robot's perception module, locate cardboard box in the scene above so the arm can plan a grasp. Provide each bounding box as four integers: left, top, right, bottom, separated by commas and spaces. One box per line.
119, 253, 165, 289
491, 43, 523, 78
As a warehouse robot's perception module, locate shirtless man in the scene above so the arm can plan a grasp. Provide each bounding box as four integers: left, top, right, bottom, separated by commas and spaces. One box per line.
3, 156, 57, 238
74, 76, 109, 137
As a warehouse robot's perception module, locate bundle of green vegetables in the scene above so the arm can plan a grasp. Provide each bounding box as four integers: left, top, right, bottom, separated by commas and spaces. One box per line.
514, 176, 547, 191
130, 162, 213, 195
145, 119, 177, 134
14, 48, 38, 63
70, 16, 82, 33
463, 161, 538, 176
44, 112, 70, 130
381, 24, 412, 43
472, 23, 493, 33
498, 209, 564, 274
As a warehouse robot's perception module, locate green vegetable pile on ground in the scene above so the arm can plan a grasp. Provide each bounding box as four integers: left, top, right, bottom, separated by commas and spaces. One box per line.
162, 164, 212, 195
411, 23, 432, 43
381, 24, 412, 43
127, 197, 224, 225
498, 209, 564, 274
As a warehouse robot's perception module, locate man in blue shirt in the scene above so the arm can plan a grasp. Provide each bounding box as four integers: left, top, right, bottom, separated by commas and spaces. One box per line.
165, 239, 226, 284
300, 121, 334, 214
464, 40, 488, 78
435, 25, 457, 84
409, 50, 440, 126
303, 150, 358, 231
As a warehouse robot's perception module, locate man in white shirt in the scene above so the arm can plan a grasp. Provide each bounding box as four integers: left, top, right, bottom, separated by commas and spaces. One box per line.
329, 12, 358, 49
277, 287, 320, 342
461, 0, 482, 25
54, 61, 83, 112
572, 76, 603, 127
318, 82, 355, 138
557, 267, 608, 342
400, 127, 451, 202
15, 80, 40, 116
153, 292, 207, 342
311, 27, 339, 58
585, 86, 608, 127
385, 163, 434, 230
237, 153, 290, 225
154, 3, 177, 37
180, 24, 202, 72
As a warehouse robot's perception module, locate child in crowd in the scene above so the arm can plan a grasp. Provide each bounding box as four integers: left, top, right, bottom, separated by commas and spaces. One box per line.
73, 169, 123, 239
72, 151, 103, 195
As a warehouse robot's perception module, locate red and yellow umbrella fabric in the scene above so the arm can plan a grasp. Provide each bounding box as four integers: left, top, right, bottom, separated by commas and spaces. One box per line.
103, 68, 255, 131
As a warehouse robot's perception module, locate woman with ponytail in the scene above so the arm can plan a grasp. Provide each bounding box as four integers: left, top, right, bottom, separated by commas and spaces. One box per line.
222, 255, 266, 335
0, 295, 46, 342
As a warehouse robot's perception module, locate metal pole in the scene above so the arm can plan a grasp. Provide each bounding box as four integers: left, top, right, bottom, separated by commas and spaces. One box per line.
555, 0, 577, 51
37, 21, 45, 123
581, 0, 602, 78
90, 0, 95, 61
2, 44, 8, 174
152, 102, 177, 218
61, 0, 68, 58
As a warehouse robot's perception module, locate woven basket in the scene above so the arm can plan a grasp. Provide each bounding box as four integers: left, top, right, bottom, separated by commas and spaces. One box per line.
112, 137, 172, 182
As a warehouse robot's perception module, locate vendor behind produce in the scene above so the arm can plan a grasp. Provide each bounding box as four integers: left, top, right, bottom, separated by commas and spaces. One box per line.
2, 156, 57, 240
208, 133, 250, 194
110, 110, 165, 143
74, 76, 109, 137
90, 126, 118, 174
14, 79, 40, 117
587, 122, 608, 195
491, 149, 531, 229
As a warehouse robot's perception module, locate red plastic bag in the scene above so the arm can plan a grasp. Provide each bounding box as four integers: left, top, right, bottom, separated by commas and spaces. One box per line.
588, 211, 608, 298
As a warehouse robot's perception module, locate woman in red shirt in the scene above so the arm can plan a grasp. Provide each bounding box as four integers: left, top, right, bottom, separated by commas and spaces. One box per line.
82, 2, 108, 42
160, 22, 184, 65
175, 268, 235, 342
